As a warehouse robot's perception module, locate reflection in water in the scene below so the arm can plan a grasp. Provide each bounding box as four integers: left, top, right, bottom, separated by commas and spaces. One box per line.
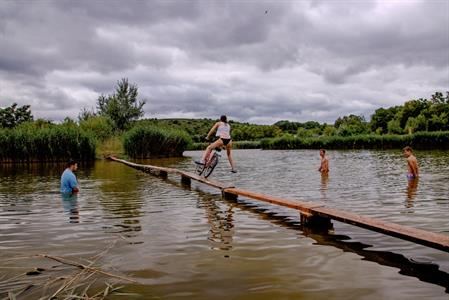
1, 153, 449, 298
165, 175, 449, 293
95, 161, 144, 235
197, 192, 235, 251
406, 178, 419, 208
209, 190, 449, 293
61, 194, 79, 223
320, 172, 329, 201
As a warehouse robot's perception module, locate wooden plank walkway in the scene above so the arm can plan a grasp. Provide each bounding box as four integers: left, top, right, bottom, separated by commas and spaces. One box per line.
107, 156, 449, 253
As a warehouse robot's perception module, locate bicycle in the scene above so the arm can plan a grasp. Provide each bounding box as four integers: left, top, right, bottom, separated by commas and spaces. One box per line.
195, 147, 223, 178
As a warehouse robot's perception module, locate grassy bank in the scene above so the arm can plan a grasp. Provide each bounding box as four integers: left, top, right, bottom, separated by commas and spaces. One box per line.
260, 131, 449, 150
0, 125, 96, 162
96, 136, 124, 158
123, 125, 192, 158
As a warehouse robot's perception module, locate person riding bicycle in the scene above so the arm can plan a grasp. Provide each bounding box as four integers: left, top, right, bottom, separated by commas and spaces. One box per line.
197, 115, 237, 173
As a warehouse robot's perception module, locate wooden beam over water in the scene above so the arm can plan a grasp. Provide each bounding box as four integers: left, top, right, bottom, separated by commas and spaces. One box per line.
107, 156, 449, 253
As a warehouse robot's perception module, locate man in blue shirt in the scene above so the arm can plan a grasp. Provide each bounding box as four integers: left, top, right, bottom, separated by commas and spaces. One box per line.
61, 160, 79, 194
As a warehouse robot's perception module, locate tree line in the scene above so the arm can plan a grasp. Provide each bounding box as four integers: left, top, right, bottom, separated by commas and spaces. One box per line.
272, 92, 448, 139
1, 77, 448, 160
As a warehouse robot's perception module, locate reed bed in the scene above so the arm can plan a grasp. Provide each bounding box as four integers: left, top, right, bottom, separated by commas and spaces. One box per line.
123, 125, 192, 158
260, 131, 449, 150
0, 125, 96, 163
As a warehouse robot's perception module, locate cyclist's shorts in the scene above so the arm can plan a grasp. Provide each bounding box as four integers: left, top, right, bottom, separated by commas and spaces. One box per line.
220, 138, 232, 146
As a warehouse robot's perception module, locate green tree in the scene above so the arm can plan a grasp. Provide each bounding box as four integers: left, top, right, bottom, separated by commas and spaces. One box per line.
334, 114, 368, 136
97, 78, 146, 131
387, 118, 402, 134
322, 125, 337, 136
370, 106, 399, 134
78, 107, 97, 122
0, 103, 33, 128
397, 99, 429, 129
296, 127, 314, 138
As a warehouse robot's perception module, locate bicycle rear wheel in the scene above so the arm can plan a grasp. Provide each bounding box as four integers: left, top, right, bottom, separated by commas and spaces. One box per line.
203, 154, 218, 178
195, 162, 205, 175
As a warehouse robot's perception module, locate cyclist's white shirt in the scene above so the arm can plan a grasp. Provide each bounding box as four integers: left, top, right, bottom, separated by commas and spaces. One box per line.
216, 122, 231, 139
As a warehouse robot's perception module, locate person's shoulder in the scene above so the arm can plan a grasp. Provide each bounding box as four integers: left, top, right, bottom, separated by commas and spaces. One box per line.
63, 169, 75, 177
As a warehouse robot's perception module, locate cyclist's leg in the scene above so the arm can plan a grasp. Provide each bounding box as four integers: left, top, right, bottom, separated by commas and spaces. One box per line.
226, 141, 236, 171
201, 138, 224, 163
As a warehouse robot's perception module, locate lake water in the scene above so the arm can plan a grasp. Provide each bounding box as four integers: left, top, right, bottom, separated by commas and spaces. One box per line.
0, 149, 448, 299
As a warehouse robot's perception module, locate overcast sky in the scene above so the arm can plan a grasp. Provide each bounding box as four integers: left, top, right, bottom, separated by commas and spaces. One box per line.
0, 0, 448, 124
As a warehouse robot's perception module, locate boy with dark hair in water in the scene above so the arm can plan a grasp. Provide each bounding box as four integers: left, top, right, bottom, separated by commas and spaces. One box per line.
403, 146, 419, 179
318, 149, 329, 174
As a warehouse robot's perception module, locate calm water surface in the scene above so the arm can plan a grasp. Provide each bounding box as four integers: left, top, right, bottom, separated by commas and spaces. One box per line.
0, 149, 448, 299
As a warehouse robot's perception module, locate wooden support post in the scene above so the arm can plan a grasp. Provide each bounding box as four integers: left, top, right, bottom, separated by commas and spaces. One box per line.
222, 190, 238, 201
181, 175, 191, 186
159, 170, 168, 179
300, 212, 333, 231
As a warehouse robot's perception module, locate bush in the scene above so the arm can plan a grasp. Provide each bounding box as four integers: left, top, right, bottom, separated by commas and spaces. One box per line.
79, 116, 113, 141
123, 125, 192, 158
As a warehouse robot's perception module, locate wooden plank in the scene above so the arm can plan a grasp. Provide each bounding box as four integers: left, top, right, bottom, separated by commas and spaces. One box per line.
179, 171, 234, 190
222, 188, 325, 214
108, 156, 233, 189
107, 156, 449, 253
313, 206, 449, 252
108, 156, 181, 175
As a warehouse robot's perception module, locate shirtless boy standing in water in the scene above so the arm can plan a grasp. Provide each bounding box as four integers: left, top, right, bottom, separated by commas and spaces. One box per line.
403, 146, 419, 179
318, 149, 329, 173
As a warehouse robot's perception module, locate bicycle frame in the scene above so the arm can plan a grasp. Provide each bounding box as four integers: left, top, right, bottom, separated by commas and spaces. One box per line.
196, 147, 223, 178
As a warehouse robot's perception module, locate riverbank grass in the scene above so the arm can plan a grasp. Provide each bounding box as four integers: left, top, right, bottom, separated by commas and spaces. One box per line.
96, 136, 125, 158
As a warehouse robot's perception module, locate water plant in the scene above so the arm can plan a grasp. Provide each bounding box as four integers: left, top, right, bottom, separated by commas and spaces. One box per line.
123, 125, 192, 158
260, 131, 449, 150
0, 123, 96, 162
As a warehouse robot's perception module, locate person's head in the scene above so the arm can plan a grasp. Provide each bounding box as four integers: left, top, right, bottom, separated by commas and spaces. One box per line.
67, 159, 78, 171
403, 146, 413, 157
319, 149, 326, 157
220, 115, 227, 123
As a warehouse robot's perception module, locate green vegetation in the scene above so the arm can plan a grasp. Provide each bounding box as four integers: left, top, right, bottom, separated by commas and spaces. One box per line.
96, 136, 124, 158
188, 140, 261, 151
123, 125, 192, 158
137, 118, 283, 143
2, 81, 447, 162
79, 78, 146, 132
0, 122, 95, 162
79, 116, 113, 142
97, 78, 145, 131
260, 91, 449, 150
260, 131, 449, 150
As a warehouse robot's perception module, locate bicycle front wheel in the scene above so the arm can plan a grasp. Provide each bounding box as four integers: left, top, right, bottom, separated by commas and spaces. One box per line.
203, 154, 218, 178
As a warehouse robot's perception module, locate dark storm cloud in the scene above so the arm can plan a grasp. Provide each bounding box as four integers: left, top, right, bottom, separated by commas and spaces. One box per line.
0, 0, 448, 123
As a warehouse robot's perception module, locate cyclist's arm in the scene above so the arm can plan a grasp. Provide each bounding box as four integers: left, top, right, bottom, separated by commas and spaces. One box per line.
206, 122, 220, 140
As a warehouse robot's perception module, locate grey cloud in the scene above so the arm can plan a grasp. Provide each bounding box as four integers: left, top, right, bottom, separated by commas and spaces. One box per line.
0, 0, 448, 124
